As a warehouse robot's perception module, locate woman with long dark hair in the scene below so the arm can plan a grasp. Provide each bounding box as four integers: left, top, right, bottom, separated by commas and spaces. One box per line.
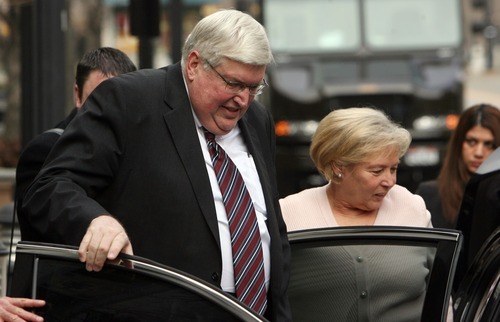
416, 103, 500, 228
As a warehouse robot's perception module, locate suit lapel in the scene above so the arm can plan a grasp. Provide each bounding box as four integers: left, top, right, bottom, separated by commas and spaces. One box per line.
239, 117, 274, 218
162, 63, 221, 246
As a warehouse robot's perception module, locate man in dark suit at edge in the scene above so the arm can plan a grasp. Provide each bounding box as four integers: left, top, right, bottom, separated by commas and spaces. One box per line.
4, 47, 136, 322
15, 47, 137, 241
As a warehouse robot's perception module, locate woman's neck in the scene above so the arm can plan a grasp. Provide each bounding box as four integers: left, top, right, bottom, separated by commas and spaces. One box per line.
326, 183, 378, 226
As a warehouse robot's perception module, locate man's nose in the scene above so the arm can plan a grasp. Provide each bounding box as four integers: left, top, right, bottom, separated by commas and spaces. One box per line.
233, 88, 252, 106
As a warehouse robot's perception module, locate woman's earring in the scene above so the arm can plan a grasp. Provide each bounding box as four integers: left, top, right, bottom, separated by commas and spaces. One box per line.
337, 173, 342, 179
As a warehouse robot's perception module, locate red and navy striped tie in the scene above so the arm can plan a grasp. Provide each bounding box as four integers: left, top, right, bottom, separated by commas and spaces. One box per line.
204, 130, 267, 315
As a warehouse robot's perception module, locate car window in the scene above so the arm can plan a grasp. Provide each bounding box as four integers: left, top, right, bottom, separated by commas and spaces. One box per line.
9, 242, 267, 322
287, 226, 462, 322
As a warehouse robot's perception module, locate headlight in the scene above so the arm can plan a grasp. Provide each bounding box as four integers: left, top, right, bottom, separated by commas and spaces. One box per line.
275, 120, 319, 137
413, 114, 459, 131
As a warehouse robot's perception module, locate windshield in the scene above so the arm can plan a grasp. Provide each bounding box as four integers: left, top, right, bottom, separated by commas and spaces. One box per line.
263, 0, 462, 53
264, 0, 360, 53
365, 0, 461, 49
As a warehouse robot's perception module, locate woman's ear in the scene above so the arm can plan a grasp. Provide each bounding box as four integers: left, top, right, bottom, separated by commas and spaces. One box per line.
330, 161, 343, 176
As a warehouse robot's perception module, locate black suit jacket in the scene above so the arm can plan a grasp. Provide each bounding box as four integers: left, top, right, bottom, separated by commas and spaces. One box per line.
21, 63, 292, 321
415, 180, 455, 229
454, 164, 500, 291
15, 108, 78, 240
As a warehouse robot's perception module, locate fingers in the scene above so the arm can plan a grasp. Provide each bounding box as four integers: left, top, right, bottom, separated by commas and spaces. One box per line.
0, 297, 45, 322
78, 231, 92, 263
10, 298, 45, 309
118, 243, 135, 269
78, 215, 132, 272
106, 231, 132, 260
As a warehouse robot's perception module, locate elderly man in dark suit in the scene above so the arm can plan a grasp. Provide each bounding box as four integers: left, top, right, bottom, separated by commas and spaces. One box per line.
21, 9, 291, 321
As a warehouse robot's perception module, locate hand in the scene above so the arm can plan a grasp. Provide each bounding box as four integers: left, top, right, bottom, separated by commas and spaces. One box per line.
0, 297, 45, 322
78, 215, 134, 272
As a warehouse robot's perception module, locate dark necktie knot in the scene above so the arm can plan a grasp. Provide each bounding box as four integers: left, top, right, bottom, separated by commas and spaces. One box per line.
203, 129, 216, 142
203, 129, 219, 158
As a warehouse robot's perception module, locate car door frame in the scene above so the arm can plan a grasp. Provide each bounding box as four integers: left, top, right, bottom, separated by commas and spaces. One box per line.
9, 241, 268, 322
287, 226, 463, 322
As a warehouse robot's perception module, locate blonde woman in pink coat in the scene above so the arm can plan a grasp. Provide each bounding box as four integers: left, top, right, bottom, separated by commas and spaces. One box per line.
280, 107, 453, 322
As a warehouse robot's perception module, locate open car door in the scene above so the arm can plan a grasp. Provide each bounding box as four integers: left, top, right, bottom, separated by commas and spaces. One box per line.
9, 241, 268, 322
287, 226, 462, 322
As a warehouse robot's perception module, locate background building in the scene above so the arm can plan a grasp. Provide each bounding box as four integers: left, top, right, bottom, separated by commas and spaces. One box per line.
0, 0, 498, 206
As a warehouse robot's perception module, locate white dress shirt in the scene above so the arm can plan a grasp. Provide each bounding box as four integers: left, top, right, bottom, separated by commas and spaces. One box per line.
192, 112, 271, 293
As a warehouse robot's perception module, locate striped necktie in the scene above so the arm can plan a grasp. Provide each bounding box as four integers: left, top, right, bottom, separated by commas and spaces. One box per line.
204, 130, 268, 315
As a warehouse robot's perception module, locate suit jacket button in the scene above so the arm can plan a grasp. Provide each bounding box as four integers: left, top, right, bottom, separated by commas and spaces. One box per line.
211, 272, 220, 281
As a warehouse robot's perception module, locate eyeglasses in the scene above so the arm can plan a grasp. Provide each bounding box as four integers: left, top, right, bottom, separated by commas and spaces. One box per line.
206, 61, 268, 96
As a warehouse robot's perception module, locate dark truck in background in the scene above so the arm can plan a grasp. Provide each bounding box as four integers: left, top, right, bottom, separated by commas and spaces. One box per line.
260, 0, 466, 197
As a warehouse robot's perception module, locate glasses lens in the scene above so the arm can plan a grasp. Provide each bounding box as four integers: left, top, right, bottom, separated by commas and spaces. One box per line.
226, 82, 265, 96
252, 81, 268, 96
208, 59, 268, 96
226, 82, 246, 94
249, 86, 262, 96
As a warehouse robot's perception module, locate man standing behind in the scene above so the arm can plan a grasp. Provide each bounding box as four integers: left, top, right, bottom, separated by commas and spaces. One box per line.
10, 47, 135, 322
15, 47, 137, 241
21, 10, 291, 321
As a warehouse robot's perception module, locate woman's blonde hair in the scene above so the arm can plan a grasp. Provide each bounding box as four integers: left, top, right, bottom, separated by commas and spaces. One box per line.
310, 107, 411, 182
